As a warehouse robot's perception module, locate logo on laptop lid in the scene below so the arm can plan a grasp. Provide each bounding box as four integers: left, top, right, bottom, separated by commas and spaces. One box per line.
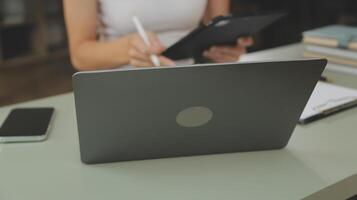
176, 106, 213, 128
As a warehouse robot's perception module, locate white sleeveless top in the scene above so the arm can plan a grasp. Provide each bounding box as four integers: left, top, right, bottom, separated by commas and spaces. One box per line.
98, 0, 207, 48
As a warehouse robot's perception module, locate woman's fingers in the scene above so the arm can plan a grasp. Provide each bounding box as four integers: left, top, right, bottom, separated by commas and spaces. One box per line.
129, 48, 175, 67
158, 56, 176, 66
147, 32, 165, 54
129, 32, 170, 67
237, 37, 253, 47
203, 36, 254, 63
130, 32, 165, 54
203, 45, 245, 62
129, 58, 153, 68
212, 46, 246, 57
203, 51, 232, 63
130, 56, 175, 68
130, 36, 147, 53
129, 49, 175, 67
128, 47, 151, 61
205, 51, 239, 63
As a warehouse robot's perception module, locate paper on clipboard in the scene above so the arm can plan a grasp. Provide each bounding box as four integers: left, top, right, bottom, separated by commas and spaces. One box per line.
300, 81, 357, 122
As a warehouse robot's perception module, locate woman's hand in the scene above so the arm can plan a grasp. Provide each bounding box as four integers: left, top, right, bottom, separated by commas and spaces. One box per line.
202, 37, 253, 63
128, 32, 176, 67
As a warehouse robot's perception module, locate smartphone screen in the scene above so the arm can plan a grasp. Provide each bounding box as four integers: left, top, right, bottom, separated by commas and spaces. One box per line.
0, 108, 54, 137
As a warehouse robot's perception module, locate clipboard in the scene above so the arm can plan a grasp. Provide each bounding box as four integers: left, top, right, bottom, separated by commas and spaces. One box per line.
162, 11, 287, 60
299, 81, 357, 124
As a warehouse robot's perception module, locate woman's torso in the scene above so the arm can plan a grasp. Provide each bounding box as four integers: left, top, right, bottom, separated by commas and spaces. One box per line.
98, 0, 207, 47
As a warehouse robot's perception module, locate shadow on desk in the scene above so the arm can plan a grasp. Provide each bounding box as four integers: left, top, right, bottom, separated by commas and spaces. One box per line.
77, 149, 326, 200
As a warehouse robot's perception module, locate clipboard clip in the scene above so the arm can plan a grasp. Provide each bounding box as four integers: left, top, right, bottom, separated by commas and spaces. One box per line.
207, 14, 233, 27
313, 96, 357, 112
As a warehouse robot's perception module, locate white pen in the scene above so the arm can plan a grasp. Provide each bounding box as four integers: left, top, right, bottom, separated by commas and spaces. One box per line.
132, 15, 161, 67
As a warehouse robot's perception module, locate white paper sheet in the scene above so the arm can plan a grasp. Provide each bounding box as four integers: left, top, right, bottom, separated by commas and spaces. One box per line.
300, 81, 357, 120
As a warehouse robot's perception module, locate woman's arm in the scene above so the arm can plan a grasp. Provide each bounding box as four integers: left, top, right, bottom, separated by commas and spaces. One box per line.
64, 0, 131, 70
203, 0, 230, 24
202, 0, 253, 63
63, 0, 174, 71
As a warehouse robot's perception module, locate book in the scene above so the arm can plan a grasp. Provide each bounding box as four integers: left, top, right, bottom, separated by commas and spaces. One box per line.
325, 63, 357, 76
302, 25, 357, 70
305, 45, 357, 60
303, 25, 357, 50
303, 51, 357, 68
299, 81, 357, 124
303, 44, 357, 68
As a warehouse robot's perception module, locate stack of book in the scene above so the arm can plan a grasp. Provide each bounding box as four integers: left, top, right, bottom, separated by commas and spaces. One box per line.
302, 25, 357, 68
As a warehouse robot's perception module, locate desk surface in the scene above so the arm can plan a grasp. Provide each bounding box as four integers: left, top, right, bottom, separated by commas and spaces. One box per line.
1, 44, 357, 200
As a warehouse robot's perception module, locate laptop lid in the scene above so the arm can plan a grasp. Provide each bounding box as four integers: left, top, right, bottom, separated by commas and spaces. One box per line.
73, 59, 326, 164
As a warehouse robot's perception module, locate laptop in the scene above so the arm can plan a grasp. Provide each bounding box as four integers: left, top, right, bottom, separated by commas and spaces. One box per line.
73, 59, 326, 164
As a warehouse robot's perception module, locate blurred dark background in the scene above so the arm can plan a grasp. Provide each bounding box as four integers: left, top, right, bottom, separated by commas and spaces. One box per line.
232, 0, 357, 51
0, 0, 357, 106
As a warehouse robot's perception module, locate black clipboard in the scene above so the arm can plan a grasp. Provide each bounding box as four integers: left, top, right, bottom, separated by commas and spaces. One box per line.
162, 11, 287, 60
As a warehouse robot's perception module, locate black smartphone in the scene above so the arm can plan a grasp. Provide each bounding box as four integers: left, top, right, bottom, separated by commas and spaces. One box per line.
0, 108, 54, 143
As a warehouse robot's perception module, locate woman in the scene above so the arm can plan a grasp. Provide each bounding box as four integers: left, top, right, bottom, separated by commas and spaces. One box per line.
63, 0, 253, 71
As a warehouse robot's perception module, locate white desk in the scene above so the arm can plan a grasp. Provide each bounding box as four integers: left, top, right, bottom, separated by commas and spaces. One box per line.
1, 44, 357, 200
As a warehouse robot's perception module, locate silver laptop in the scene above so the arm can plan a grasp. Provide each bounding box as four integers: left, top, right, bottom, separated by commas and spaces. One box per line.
73, 59, 326, 164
